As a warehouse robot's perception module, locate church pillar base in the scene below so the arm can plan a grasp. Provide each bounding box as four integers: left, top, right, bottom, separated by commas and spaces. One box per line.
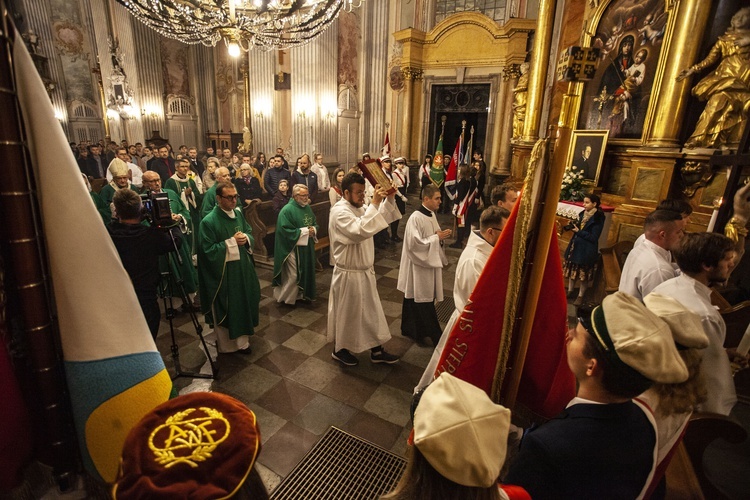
510, 141, 534, 180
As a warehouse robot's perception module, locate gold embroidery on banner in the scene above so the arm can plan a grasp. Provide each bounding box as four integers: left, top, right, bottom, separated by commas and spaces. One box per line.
149, 407, 231, 468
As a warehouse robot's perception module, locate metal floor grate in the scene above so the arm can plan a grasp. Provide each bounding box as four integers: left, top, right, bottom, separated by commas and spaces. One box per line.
270, 427, 407, 500
435, 296, 456, 324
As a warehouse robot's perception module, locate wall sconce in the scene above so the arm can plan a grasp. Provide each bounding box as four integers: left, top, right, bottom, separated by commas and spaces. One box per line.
106, 109, 119, 120
141, 104, 161, 117
54, 110, 63, 121
319, 96, 338, 121
253, 97, 272, 118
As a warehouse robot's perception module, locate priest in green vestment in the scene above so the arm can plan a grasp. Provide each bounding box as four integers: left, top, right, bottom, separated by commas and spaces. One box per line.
201, 167, 232, 219
165, 159, 202, 252
197, 182, 260, 353
142, 171, 199, 309
100, 158, 135, 210
273, 184, 318, 304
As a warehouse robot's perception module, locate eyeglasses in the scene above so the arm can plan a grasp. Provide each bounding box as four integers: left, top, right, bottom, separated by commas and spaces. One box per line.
220, 195, 239, 201
487, 227, 503, 232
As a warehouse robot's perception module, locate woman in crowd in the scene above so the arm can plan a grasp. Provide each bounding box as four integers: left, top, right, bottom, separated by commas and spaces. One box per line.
273, 179, 291, 215
254, 152, 266, 175
202, 157, 220, 191
562, 193, 604, 305
329, 167, 345, 206
419, 153, 433, 197
233, 163, 262, 206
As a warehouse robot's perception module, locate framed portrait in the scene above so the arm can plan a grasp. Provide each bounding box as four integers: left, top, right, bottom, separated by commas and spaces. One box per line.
567, 130, 609, 185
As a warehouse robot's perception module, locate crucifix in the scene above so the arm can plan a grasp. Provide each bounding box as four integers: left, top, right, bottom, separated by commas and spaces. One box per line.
710, 123, 750, 233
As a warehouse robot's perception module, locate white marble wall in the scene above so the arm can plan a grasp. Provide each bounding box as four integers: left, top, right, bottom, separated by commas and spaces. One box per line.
290, 24, 339, 160
247, 49, 279, 155
359, 0, 389, 156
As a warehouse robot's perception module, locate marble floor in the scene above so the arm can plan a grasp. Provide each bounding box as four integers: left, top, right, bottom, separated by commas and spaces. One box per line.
159, 204, 461, 492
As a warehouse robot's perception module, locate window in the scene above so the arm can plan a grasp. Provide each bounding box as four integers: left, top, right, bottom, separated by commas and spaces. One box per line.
435, 0, 506, 24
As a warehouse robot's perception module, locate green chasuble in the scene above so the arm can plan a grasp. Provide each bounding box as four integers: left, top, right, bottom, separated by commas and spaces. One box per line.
90, 191, 111, 224
197, 206, 260, 339
272, 200, 318, 300
201, 184, 218, 220
165, 176, 202, 252
158, 189, 198, 294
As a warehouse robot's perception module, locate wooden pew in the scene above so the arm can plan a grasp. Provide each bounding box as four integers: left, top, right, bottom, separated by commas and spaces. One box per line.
600, 240, 633, 293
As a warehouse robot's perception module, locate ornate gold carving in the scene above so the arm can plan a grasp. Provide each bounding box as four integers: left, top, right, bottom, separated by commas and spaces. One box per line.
503, 64, 521, 81
511, 63, 529, 140
677, 7, 750, 150
680, 160, 714, 197
400, 67, 423, 80
149, 407, 230, 468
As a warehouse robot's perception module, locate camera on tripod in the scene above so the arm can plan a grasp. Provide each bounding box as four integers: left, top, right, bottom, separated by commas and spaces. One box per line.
140, 191, 174, 228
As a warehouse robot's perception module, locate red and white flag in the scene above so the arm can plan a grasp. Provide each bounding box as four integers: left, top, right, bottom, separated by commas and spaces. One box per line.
381, 131, 390, 157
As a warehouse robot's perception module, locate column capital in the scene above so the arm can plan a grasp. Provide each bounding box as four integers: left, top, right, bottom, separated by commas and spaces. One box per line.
502, 64, 521, 81
401, 67, 423, 80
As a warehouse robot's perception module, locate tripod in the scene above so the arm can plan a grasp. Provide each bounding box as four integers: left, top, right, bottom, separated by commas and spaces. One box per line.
159, 229, 217, 380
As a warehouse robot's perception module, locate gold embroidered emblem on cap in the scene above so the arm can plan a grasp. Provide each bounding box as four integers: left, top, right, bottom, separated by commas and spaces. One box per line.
148, 407, 231, 468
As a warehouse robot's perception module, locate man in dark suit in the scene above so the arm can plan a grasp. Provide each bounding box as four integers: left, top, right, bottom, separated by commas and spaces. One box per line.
149, 145, 176, 183
187, 147, 204, 177
572, 143, 593, 179
77, 147, 98, 178
504, 292, 693, 499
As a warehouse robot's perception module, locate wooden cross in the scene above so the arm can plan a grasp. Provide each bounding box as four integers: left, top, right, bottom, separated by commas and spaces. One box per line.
710, 123, 750, 232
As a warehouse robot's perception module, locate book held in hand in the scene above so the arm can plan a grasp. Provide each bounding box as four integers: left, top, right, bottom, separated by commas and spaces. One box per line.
357, 158, 397, 196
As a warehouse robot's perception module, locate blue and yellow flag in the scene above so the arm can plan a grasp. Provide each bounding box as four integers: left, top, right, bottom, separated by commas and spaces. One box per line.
13, 33, 172, 483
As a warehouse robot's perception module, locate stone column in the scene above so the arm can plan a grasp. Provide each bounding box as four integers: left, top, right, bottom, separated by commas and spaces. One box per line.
248, 50, 277, 154
129, 21, 166, 138
490, 64, 520, 176
643, 0, 712, 148
359, 0, 389, 155
400, 67, 422, 161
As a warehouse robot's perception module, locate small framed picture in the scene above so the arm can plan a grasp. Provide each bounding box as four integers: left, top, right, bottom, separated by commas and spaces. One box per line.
567, 130, 609, 185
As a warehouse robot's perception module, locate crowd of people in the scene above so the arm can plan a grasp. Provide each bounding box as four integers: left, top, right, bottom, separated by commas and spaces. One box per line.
80, 137, 750, 498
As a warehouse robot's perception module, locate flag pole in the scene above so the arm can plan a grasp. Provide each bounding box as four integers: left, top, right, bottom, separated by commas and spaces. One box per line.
498, 126, 571, 408
0, 0, 78, 488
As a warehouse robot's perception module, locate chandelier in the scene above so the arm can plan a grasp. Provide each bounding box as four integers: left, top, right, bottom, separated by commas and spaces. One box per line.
116, 0, 363, 54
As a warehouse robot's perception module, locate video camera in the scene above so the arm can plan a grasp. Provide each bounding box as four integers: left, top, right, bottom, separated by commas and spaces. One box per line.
140, 191, 174, 228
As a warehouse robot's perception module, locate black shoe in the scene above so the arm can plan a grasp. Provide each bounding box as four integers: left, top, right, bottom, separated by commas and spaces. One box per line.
332, 349, 359, 366
236, 346, 253, 355
370, 348, 399, 364
392, 236, 402, 243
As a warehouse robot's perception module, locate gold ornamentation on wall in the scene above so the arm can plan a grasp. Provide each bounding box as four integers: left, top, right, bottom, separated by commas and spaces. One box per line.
680, 160, 714, 197
512, 63, 529, 140
676, 7, 750, 150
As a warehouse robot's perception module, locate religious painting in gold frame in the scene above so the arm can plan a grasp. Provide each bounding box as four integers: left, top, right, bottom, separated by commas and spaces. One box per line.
567, 129, 609, 185
577, 0, 669, 141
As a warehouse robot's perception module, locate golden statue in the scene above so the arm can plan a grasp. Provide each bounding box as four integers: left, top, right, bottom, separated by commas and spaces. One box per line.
677, 7, 750, 150
512, 63, 529, 140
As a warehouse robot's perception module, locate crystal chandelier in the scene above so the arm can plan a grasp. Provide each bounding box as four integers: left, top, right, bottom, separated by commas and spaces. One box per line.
116, 0, 363, 54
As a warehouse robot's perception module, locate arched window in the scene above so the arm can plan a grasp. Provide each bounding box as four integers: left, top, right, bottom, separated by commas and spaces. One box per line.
167, 97, 193, 116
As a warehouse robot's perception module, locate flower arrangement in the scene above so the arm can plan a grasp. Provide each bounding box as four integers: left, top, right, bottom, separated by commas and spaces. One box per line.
559, 165, 585, 201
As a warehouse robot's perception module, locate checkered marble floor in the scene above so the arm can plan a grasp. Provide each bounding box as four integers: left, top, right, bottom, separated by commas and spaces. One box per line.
156, 203, 465, 492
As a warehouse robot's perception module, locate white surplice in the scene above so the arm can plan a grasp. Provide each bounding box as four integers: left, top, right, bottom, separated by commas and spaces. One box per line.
397, 207, 448, 303
651, 274, 737, 415
415, 230, 492, 392
327, 197, 402, 353
619, 239, 677, 301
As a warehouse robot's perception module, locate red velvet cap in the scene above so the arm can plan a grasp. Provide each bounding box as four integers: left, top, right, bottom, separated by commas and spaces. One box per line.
113, 392, 261, 499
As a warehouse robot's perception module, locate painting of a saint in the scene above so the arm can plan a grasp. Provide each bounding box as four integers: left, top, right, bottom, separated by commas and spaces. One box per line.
580, 0, 668, 140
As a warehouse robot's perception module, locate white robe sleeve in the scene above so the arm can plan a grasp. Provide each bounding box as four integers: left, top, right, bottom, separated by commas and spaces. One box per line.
225, 237, 240, 262
403, 216, 445, 269
297, 227, 310, 246
377, 196, 402, 225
